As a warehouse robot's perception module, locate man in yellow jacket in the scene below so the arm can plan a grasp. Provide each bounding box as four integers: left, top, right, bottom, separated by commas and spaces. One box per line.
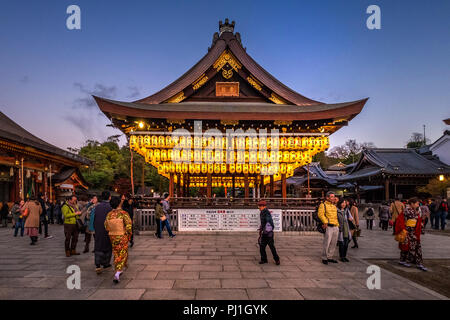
318, 191, 340, 264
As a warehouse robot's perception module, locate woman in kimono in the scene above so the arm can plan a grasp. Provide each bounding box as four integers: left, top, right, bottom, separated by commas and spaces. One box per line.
104, 196, 133, 283
395, 197, 426, 271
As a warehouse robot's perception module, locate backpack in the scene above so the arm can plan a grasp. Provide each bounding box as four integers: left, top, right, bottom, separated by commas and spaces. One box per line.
366, 208, 374, 216
313, 202, 326, 234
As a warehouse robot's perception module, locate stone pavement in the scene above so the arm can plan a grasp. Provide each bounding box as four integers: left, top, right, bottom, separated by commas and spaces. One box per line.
0, 222, 449, 300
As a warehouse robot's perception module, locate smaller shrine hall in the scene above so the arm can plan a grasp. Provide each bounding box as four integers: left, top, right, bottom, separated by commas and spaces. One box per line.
0, 111, 91, 203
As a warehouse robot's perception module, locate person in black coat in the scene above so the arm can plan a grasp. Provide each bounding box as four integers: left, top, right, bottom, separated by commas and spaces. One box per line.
37, 193, 53, 239
94, 191, 113, 274
258, 200, 280, 265
122, 195, 135, 247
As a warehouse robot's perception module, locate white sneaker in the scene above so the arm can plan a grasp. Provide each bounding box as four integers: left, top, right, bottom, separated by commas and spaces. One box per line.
417, 265, 428, 271
403, 263, 411, 267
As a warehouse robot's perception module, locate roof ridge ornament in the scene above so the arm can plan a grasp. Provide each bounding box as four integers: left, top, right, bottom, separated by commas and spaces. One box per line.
219, 18, 235, 35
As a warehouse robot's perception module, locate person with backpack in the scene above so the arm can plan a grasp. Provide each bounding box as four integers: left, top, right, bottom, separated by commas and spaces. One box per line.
364, 204, 375, 230
257, 200, 280, 265
378, 202, 391, 231
438, 199, 448, 230
318, 191, 339, 264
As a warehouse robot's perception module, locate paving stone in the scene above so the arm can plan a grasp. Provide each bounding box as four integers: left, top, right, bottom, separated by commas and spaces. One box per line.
126, 280, 174, 289
200, 272, 242, 279
297, 288, 359, 300
156, 271, 199, 280
142, 289, 196, 300
135, 271, 158, 280
221, 279, 269, 289
174, 280, 221, 289
88, 289, 145, 300
247, 288, 304, 300
145, 264, 182, 271
196, 289, 249, 300
266, 279, 317, 288
241, 272, 285, 279
183, 265, 223, 272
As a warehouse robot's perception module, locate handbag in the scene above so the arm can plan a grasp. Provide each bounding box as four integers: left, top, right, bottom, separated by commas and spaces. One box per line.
76, 218, 86, 233
354, 226, 361, 237
395, 229, 407, 243
160, 215, 167, 222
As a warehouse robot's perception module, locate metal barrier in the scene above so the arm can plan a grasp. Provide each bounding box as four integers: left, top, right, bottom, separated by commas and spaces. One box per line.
135, 207, 316, 232
282, 208, 316, 231
136, 208, 179, 232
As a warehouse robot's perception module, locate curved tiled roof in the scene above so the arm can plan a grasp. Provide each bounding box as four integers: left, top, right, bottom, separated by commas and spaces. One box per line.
0, 111, 91, 166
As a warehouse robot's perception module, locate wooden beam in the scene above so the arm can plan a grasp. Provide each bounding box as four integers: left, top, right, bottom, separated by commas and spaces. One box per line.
385, 179, 390, 201
270, 175, 274, 197
169, 173, 174, 198
282, 174, 287, 203
244, 174, 249, 200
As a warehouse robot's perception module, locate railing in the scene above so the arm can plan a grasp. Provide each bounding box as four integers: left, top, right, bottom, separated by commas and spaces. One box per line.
135, 197, 319, 209
282, 208, 316, 231
135, 207, 317, 233
136, 208, 179, 232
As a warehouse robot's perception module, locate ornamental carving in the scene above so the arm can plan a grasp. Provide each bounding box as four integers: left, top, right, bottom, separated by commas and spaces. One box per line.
222, 68, 233, 79
192, 74, 209, 91
213, 50, 242, 72
269, 93, 287, 105
246, 75, 262, 91
167, 91, 185, 103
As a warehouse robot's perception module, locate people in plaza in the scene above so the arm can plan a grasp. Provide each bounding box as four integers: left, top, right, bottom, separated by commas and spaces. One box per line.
336, 198, 352, 262
80, 195, 98, 253
37, 193, 53, 239
23, 196, 42, 245
122, 194, 136, 247
363, 204, 375, 230
47, 199, 54, 224
12, 200, 25, 237
154, 198, 164, 239
54, 199, 63, 224
61, 195, 81, 256
390, 197, 405, 235
257, 200, 280, 265
428, 198, 438, 229
0, 201, 9, 227
104, 196, 133, 284
378, 201, 391, 231
318, 191, 339, 264
160, 193, 176, 238
395, 197, 427, 271
438, 199, 448, 230
348, 198, 359, 248
94, 191, 113, 274
419, 201, 430, 234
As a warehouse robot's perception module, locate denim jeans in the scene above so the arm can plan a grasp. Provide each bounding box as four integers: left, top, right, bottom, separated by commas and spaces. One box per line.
14, 218, 24, 236
441, 211, 448, 230
434, 211, 441, 230
160, 219, 174, 237
338, 237, 349, 258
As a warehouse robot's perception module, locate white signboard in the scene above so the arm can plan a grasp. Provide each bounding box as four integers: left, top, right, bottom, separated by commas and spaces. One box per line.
178, 208, 282, 232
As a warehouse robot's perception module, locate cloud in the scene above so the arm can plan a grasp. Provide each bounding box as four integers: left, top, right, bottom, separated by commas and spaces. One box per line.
73, 82, 117, 109
19, 76, 29, 84
127, 86, 141, 99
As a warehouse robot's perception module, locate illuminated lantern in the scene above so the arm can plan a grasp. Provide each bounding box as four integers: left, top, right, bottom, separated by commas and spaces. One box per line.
208, 163, 214, 174
229, 164, 235, 173
152, 136, 158, 147
201, 164, 207, 174
161, 149, 167, 161
158, 136, 165, 146
280, 137, 287, 149
182, 163, 188, 173
221, 164, 227, 174
194, 164, 201, 174
214, 164, 220, 174
236, 163, 242, 173
280, 163, 287, 174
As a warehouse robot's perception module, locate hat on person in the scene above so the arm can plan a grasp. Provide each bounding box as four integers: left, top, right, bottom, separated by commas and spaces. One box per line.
257, 200, 267, 207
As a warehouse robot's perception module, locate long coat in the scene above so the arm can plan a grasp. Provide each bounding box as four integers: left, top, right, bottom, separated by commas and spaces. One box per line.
24, 201, 42, 228
94, 201, 112, 252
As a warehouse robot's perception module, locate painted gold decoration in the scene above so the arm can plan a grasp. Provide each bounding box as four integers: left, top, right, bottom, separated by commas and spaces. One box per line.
167, 91, 185, 103
222, 68, 233, 79
220, 120, 239, 126
274, 120, 292, 126
213, 50, 242, 72
192, 74, 208, 91
246, 75, 262, 91
167, 119, 186, 124
269, 93, 287, 104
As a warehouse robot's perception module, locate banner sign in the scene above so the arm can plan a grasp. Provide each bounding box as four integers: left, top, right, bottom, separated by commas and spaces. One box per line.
178, 208, 282, 232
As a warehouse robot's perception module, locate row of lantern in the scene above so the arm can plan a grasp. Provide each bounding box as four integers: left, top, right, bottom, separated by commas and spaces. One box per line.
156, 162, 297, 176
130, 134, 329, 151
137, 148, 314, 164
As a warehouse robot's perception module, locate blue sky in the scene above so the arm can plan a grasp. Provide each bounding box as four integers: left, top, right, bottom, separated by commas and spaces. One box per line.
0, 0, 449, 151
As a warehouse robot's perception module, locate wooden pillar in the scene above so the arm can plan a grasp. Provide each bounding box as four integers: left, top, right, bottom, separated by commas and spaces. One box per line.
176, 174, 181, 197
269, 175, 274, 197
169, 173, 174, 198
259, 175, 264, 198
244, 174, 249, 199
282, 174, 287, 204
232, 175, 235, 198
186, 174, 190, 197
141, 161, 145, 193
385, 179, 390, 201
207, 174, 212, 198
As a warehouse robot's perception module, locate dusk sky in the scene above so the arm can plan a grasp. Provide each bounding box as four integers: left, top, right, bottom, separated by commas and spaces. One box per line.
0, 0, 449, 152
